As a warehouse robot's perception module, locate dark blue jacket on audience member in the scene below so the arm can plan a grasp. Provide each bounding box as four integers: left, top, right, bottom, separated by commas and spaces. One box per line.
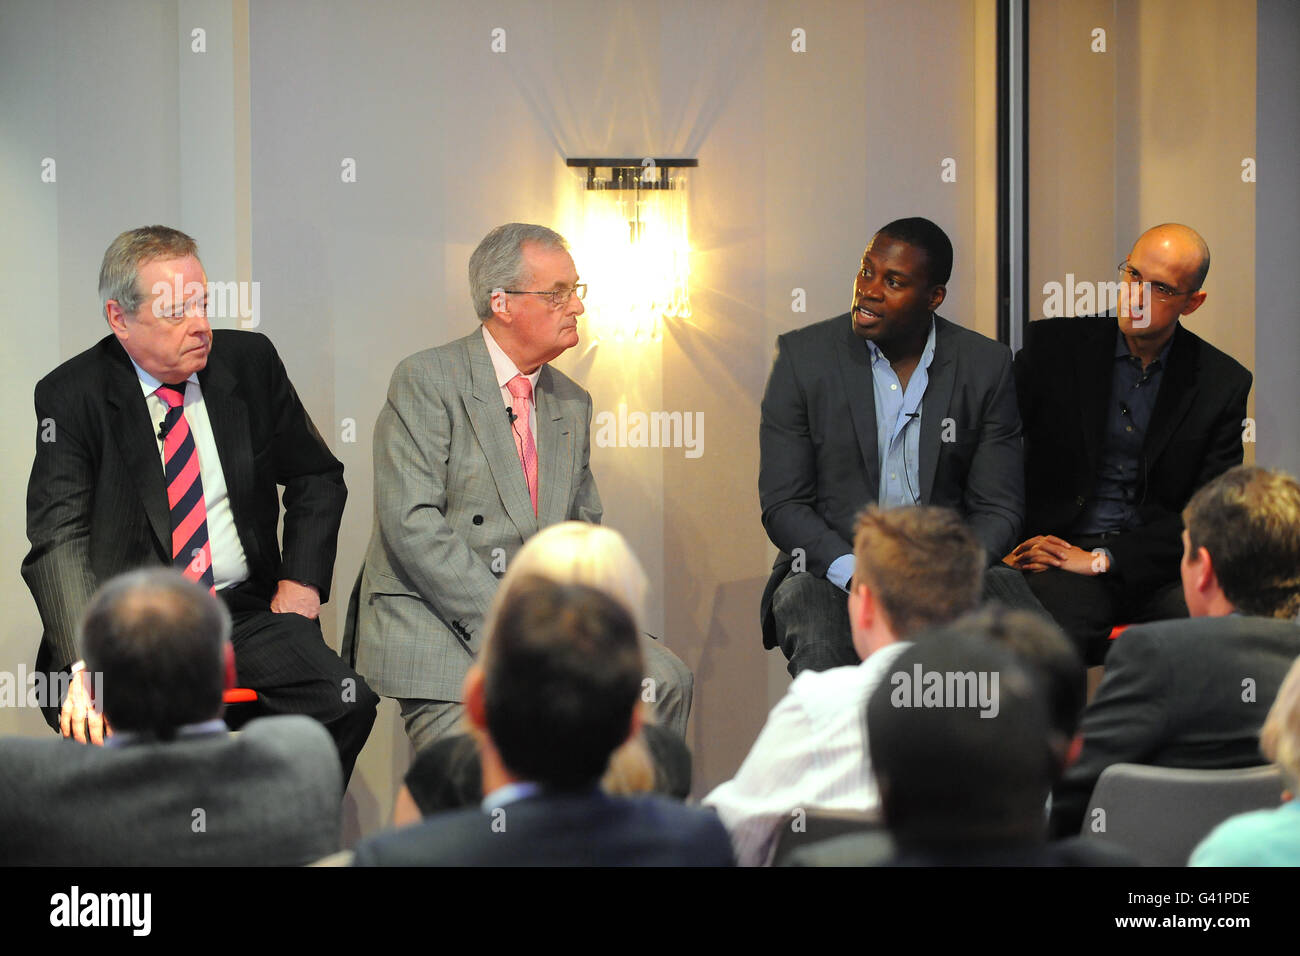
353, 788, 735, 866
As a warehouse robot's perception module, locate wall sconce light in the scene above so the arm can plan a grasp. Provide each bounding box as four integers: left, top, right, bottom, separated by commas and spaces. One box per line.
565, 157, 696, 344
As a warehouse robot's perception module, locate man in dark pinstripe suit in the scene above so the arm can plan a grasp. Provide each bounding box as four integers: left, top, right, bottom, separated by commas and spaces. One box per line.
22, 226, 377, 782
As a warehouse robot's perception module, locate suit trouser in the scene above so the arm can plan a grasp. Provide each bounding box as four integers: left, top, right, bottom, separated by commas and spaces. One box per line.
985, 547, 1188, 665
771, 573, 856, 677
397, 633, 696, 751
221, 584, 379, 785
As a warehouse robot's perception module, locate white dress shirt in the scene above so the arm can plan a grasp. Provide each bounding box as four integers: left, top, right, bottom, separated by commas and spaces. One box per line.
482, 325, 540, 444
703, 641, 910, 866
130, 358, 249, 590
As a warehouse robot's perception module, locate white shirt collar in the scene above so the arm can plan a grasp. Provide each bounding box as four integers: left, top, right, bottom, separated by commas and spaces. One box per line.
866, 315, 938, 369
128, 356, 199, 397
480, 780, 543, 812
481, 325, 541, 391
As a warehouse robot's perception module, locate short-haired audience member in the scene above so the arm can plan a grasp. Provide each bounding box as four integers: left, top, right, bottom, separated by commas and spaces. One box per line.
1192, 655, 1300, 866
758, 217, 1023, 677
389, 522, 693, 826
353, 577, 733, 866
0, 570, 342, 866
1003, 223, 1252, 664
978, 607, 1086, 772
1051, 465, 1300, 837
705, 505, 985, 866
860, 631, 1130, 866
782, 609, 1105, 866
484, 520, 692, 736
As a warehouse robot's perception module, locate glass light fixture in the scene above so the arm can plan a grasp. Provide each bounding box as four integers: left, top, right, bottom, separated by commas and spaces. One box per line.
565, 158, 695, 344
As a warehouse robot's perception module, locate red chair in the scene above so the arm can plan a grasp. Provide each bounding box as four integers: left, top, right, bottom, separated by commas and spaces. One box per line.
221, 645, 260, 725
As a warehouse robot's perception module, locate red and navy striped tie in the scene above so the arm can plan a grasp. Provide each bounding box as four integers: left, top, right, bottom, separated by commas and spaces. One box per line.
156, 384, 215, 592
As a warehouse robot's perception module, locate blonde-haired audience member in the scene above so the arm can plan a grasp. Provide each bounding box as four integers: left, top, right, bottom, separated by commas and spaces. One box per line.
1191, 655, 1300, 866
491, 521, 692, 736
391, 522, 692, 826
355, 578, 732, 866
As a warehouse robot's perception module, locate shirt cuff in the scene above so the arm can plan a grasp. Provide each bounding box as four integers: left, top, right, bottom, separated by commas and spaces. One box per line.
826, 554, 855, 592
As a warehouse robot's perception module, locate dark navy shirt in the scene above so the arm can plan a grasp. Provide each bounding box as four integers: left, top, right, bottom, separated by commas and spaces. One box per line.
1072, 327, 1176, 535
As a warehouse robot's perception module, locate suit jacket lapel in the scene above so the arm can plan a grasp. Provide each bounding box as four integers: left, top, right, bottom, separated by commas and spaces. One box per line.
919, 318, 956, 503
464, 332, 537, 540
198, 351, 261, 568
533, 366, 574, 528
834, 318, 880, 495
105, 342, 170, 554
1074, 318, 1117, 474
1143, 323, 1197, 466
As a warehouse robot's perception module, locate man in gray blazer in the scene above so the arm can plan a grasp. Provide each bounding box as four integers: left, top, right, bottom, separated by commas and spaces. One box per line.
0, 569, 342, 866
759, 217, 1024, 676
346, 223, 690, 748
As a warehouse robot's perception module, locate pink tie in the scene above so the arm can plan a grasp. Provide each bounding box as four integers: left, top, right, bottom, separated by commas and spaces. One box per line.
507, 375, 538, 515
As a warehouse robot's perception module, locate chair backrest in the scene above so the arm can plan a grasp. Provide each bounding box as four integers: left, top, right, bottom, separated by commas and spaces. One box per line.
1080, 763, 1285, 866
769, 807, 883, 866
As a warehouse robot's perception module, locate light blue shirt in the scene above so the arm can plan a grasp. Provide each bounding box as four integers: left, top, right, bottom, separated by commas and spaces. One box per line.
480, 781, 542, 812
105, 718, 229, 748
827, 319, 937, 592
1189, 797, 1300, 866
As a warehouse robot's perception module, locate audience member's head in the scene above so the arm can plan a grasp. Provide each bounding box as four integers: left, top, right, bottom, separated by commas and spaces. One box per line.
465, 576, 644, 792
492, 520, 648, 633
867, 627, 1053, 850
79, 568, 232, 740
849, 505, 984, 660
1261, 655, 1300, 791
967, 606, 1085, 771
1181, 465, 1300, 619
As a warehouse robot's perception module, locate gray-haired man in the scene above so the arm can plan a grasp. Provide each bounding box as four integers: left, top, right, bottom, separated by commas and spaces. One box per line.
345, 223, 691, 748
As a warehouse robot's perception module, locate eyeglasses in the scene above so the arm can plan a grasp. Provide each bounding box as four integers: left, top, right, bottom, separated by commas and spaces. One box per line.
1117, 263, 1195, 302
503, 284, 587, 309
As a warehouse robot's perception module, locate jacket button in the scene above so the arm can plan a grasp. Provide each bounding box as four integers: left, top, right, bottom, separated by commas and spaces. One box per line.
472, 514, 484, 525
1075, 496, 1086, 506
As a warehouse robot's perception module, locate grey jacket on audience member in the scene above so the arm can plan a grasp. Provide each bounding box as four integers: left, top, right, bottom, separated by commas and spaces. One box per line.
0, 715, 342, 866
1051, 615, 1300, 837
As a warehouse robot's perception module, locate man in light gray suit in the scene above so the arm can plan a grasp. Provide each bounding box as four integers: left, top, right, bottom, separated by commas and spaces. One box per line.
345, 223, 691, 749
0, 569, 342, 866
